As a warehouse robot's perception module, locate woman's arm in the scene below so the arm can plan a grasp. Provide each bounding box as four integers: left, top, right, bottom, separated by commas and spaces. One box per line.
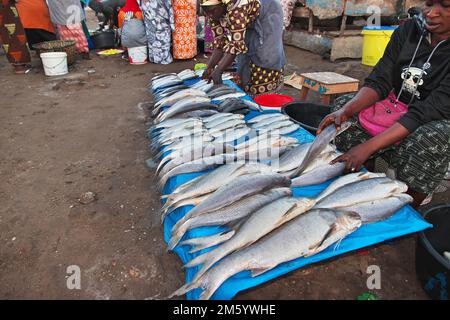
331, 123, 410, 171
317, 87, 380, 134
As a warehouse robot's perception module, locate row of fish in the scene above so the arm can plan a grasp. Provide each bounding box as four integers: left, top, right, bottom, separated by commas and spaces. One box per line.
168, 171, 412, 300
147, 71, 413, 301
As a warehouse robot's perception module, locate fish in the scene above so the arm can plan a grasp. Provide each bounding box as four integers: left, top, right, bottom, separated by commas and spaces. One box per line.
170, 209, 361, 300
168, 188, 293, 251
161, 193, 212, 224
152, 78, 183, 91
157, 135, 214, 157
301, 151, 338, 175
154, 85, 189, 100
156, 97, 214, 122
151, 73, 177, 81
251, 116, 292, 129
247, 113, 288, 124
154, 89, 207, 109
234, 132, 282, 150
213, 127, 252, 144
235, 136, 298, 162
291, 162, 346, 187
151, 118, 202, 131
158, 154, 237, 190
205, 114, 244, 129
203, 113, 237, 124
180, 230, 236, 254
276, 123, 300, 135
256, 120, 296, 134
179, 196, 316, 286
172, 109, 219, 119
314, 172, 387, 202
289, 122, 351, 178
162, 163, 274, 213
208, 88, 237, 99
242, 100, 263, 112
211, 92, 246, 102
157, 143, 234, 175
207, 119, 247, 136
169, 173, 292, 249
196, 83, 214, 93
337, 194, 413, 223
271, 142, 312, 173
314, 177, 409, 209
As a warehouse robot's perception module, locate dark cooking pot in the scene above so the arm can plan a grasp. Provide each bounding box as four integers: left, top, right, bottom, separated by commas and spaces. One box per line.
281, 102, 332, 135
91, 30, 116, 50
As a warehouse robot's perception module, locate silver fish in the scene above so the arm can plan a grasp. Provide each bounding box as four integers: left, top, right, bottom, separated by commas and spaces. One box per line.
207, 119, 247, 136
158, 154, 237, 190
213, 127, 251, 144
277, 123, 300, 135
212, 92, 246, 101
179, 196, 316, 287
315, 172, 387, 202
247, 113, 288, 124
256, 120, 296, 134
161, 193, 212, 224
205, 114, 244, 129
171, 209, 361, 300
168, 188, 293, 250
289, 122, 351, 177
169, 173, 292, 249
272, 143, 312, 173
314, 177, 409, 209
180, 230, 236, 254
291, 162, 346, 187
156, 97, 214, 123
251, 116, 292, 129
154, 88, 207, 109
337, 194, 413, 223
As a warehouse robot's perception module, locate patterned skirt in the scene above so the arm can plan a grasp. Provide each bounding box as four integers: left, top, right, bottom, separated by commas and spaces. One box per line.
0, 0, 31, 64
332, 94, 450, 194
244, 62, 284, 97
57, 24, 89, 54
172, 0, 196, 60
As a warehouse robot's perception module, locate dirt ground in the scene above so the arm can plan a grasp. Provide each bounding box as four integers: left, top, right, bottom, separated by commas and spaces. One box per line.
0, 12, 447, 300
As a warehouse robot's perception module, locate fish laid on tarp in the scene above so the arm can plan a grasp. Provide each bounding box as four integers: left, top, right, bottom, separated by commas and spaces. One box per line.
168, 188, 293, 251
213, 127, 252, 144
314, 177, 408, 209
181, 196, 315, 281
247, 113, 288, 124
161, 193, 212, 224
171, 209, 361, 300
212, 92, 247, 102
336, 194, 413, 223
272, 142, 311, 173
205, 114, 245, 129
155, 97, 215, 123
314, 172, 387, 202
277, 123, 300, 135
158, 154, 237, 190
289, 122, 351, 178
291, 162, 346, 187
172, 109, 219, 119
162, 163, 274, 212
154, 88, 207, 111
180, 230, 236, 254
169, 173, 292, 249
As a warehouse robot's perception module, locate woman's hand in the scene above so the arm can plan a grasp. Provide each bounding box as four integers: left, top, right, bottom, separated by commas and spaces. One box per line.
202, 67, 214, 81
331, 143, 375, 172
317, 108, 352, 134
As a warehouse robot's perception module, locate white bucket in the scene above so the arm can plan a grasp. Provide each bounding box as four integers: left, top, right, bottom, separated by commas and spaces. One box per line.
40, 52, 68, 76
128, 46, 148, 65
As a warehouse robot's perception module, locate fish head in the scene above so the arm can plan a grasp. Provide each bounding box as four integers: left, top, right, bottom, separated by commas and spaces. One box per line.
335, 210, 362, 233
395, 193, 414, 204
391, 180, 409, 194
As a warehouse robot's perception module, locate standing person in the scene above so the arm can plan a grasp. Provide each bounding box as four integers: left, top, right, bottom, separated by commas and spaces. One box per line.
201, 0, 286, 97
47, 0, 90, 58
139, 0, 174, 64
16, 0, 56, 49
0, 0, 32, 74
172, 0, 197, 60
317, 1, 450, 208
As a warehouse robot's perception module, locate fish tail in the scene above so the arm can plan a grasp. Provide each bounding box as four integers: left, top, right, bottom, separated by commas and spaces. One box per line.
168, 278, 205, 299
167, 223, 189, 251
188, 231, 235, 254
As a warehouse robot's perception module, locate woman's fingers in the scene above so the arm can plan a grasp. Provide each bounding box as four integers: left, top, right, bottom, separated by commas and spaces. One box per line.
317, 116, 334, 135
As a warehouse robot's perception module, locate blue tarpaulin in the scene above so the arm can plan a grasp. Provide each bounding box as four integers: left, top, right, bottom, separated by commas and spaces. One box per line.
153, 79, 432, 300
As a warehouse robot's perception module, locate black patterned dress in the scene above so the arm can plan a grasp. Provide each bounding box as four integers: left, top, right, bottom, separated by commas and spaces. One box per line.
209, 0, 284, 96
332, 94, 450, 194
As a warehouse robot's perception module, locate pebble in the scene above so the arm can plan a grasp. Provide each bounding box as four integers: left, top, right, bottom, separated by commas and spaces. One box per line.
78, 191, 97, 204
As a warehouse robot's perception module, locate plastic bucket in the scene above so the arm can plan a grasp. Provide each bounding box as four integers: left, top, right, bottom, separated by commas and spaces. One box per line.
128, 46, 148, 65
361, 26, 397, 67
254, 94, 295, 112
40, 52, 68, 76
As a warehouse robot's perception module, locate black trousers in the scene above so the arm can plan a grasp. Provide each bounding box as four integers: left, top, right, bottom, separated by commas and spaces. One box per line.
24, 29, 56, 49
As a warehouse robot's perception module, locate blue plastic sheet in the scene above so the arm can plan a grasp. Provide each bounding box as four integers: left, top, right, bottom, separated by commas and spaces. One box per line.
154, 79, 432, 300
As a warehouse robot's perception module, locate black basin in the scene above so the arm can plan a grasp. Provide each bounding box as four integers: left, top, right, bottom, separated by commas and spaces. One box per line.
282, 102, 332, 135
416, 204, 450, 300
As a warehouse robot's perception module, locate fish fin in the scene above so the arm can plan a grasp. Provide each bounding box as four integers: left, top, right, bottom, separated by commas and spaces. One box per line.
225, 219, 245, 231
168, 279, 204, 299
250, 267, 273, 278
304, 224, 339, 258
187, 230, 235, 254
167, 223, 190, 251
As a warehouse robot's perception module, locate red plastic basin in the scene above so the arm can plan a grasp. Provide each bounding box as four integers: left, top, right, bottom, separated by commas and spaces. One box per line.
254, 94, 295, 109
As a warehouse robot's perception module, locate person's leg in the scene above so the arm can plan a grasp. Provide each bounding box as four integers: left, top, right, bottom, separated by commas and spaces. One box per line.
387, 120, 450, 208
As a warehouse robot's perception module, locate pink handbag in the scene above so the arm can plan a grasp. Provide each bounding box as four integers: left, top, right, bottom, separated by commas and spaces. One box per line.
358, 92, 408, 137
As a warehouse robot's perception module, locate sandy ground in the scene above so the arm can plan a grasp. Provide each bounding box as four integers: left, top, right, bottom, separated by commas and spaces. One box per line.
0, 11, 446, 300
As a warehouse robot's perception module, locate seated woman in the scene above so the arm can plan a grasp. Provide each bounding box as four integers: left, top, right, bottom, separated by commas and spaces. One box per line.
201, 0, 286, 97
318, 0, 450, 208
118, 0, 143, 29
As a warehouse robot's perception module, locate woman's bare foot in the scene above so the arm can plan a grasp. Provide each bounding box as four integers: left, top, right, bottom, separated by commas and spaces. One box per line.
82, 52, 91, 60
